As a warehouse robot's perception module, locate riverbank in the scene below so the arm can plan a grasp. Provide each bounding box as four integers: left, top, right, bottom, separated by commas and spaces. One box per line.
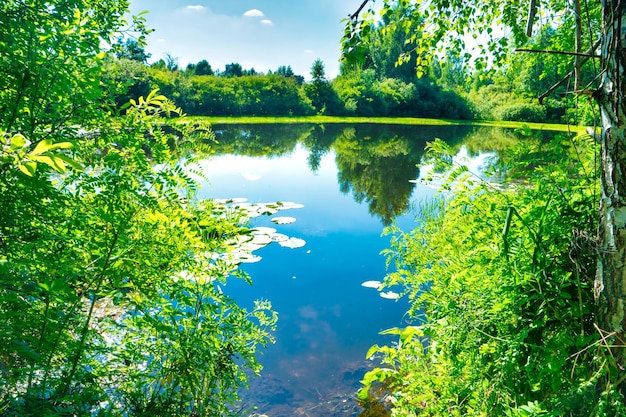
185, 115, 585, 133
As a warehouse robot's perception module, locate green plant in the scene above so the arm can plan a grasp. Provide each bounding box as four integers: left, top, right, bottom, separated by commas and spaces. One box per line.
0, 2, 277, 415
358, 133, 619, 416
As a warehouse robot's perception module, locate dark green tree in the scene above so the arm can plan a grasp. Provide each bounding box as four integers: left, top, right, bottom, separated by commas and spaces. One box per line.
113, 37, 151, 63
304, 59, 342, 114
223, 62, 244, 77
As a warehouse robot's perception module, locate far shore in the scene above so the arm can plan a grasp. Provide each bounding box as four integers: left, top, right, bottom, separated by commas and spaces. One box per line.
184, 115, 586, 133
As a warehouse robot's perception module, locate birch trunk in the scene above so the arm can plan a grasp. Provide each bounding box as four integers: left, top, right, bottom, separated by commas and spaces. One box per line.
596, 0, 626, 344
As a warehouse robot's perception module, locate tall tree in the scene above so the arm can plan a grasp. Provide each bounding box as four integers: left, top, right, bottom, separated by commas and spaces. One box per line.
344, 0, 626, 403
305, 59, 342, 114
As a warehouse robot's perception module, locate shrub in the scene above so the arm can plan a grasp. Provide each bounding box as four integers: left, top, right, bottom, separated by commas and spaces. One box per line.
357, 134, 623, 416
494, 101, 546, 122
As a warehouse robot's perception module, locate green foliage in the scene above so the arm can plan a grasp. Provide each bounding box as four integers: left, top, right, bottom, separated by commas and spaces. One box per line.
135, 67, 315, 117
0, 1, 277, 415
466, 85, 549, 123
358, 133, 622, 415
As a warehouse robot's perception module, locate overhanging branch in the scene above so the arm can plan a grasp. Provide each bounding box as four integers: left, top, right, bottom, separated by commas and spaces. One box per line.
516, 39, 601, 103
349, 0, 371, 20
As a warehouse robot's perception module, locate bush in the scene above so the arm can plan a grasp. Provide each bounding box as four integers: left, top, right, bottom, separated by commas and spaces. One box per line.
494, 101, 546, 122
357, 135, 624, 416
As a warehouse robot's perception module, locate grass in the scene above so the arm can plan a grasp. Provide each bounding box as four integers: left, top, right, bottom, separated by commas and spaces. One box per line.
184, 115, 585, 133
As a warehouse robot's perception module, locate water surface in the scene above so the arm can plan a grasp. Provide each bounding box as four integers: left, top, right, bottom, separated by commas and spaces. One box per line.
195, 123, 550, 416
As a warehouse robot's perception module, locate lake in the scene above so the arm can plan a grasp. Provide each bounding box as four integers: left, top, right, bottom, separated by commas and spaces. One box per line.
194, 123, 555, 416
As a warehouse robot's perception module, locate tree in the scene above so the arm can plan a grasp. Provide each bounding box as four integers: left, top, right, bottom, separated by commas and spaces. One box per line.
223, 62, 244, 78
0, 1, 277, 415
344, 0, 626, 410
195, 59, 214, 76
164, 53, 179, 71
113, 37, 151, 63
310, 58, 327, 86
186, 59, 214, 76
305, 59, 342, 114
276, 65, 305, 85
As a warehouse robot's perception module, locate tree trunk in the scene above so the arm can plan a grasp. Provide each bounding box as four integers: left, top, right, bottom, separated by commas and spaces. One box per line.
596, 0, 626, 345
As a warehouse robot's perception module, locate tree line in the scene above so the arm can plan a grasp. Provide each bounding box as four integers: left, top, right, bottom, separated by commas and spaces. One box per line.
108, 14, 595, 125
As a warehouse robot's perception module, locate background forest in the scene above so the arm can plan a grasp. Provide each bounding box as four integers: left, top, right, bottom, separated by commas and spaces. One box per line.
107, 4, 597, 124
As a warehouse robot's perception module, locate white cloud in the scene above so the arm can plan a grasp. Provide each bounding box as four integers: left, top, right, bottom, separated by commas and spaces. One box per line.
184, 5, 207, 12
243, 9, 264, 17
260, 19, 273, 26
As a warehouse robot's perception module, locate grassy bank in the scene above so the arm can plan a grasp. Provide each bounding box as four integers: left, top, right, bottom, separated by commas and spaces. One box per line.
185, 115, 585, 133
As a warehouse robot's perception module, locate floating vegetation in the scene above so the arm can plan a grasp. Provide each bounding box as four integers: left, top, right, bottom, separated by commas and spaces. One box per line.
270, 232, 289, 243
277, 237, 306, 249
271, 216, 296, 224
251, 226, 277, 235
379, 291, 400, 300
208, 199, 306, 268
361, 280, 383, 289
225, 250, 262, 264
229, 200, 304, 218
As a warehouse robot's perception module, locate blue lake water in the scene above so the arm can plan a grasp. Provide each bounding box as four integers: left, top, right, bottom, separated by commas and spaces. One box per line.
193, 123, 549, 416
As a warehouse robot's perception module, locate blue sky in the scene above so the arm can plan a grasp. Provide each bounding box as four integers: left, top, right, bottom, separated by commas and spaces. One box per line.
128, 0, 362, 79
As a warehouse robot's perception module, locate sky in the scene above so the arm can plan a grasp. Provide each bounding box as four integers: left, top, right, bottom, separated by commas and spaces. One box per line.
128, 0, 364, 80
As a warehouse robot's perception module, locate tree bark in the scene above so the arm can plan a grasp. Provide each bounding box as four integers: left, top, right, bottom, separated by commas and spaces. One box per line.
596, 0, 626, 345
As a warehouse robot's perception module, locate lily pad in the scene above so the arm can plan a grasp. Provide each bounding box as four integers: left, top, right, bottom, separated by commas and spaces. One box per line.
278, 237, 306, 249
380, 291, 400, 300
271, 216, 296, 225
271, 233, 289, 242
251, 226, 277, 235
361, 280, 383, 289
249, 234, 273, 247
224, 250, 262, 264
275, 201, 304, 210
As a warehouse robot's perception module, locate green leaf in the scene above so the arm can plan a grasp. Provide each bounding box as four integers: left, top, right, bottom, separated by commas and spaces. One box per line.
18, 161, 37, 176
31, 139, 72, 156
9, 133, 28, 150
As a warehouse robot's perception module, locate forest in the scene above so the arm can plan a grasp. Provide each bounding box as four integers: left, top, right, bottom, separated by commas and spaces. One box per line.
105, 4, 595, 124
2, 0, 626, 416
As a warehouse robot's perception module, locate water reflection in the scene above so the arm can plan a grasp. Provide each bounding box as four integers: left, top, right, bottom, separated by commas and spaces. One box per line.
198, 124, 558, 416
211, 124, 483, 225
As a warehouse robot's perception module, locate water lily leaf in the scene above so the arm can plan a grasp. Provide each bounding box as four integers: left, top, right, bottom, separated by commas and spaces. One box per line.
216, 197, 248, 204
240, 242, 267, 253
271, 216, 296, 225
251, 227, 277, 235
271, 233, 289, 243
380, 291, 400, 300
224, 250, 262, 264
250, 233, 273, 246
275, 202, 304, 210
238, 254, 263, 263
361, 280, 383, 289
278, 237, 306, 249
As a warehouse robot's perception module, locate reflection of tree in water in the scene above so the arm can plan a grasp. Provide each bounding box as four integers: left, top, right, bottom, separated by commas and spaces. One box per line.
210, 123, 313, 157
333, 126, 425, 225
208, 123, 511, 225
300, 124, 338, 172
